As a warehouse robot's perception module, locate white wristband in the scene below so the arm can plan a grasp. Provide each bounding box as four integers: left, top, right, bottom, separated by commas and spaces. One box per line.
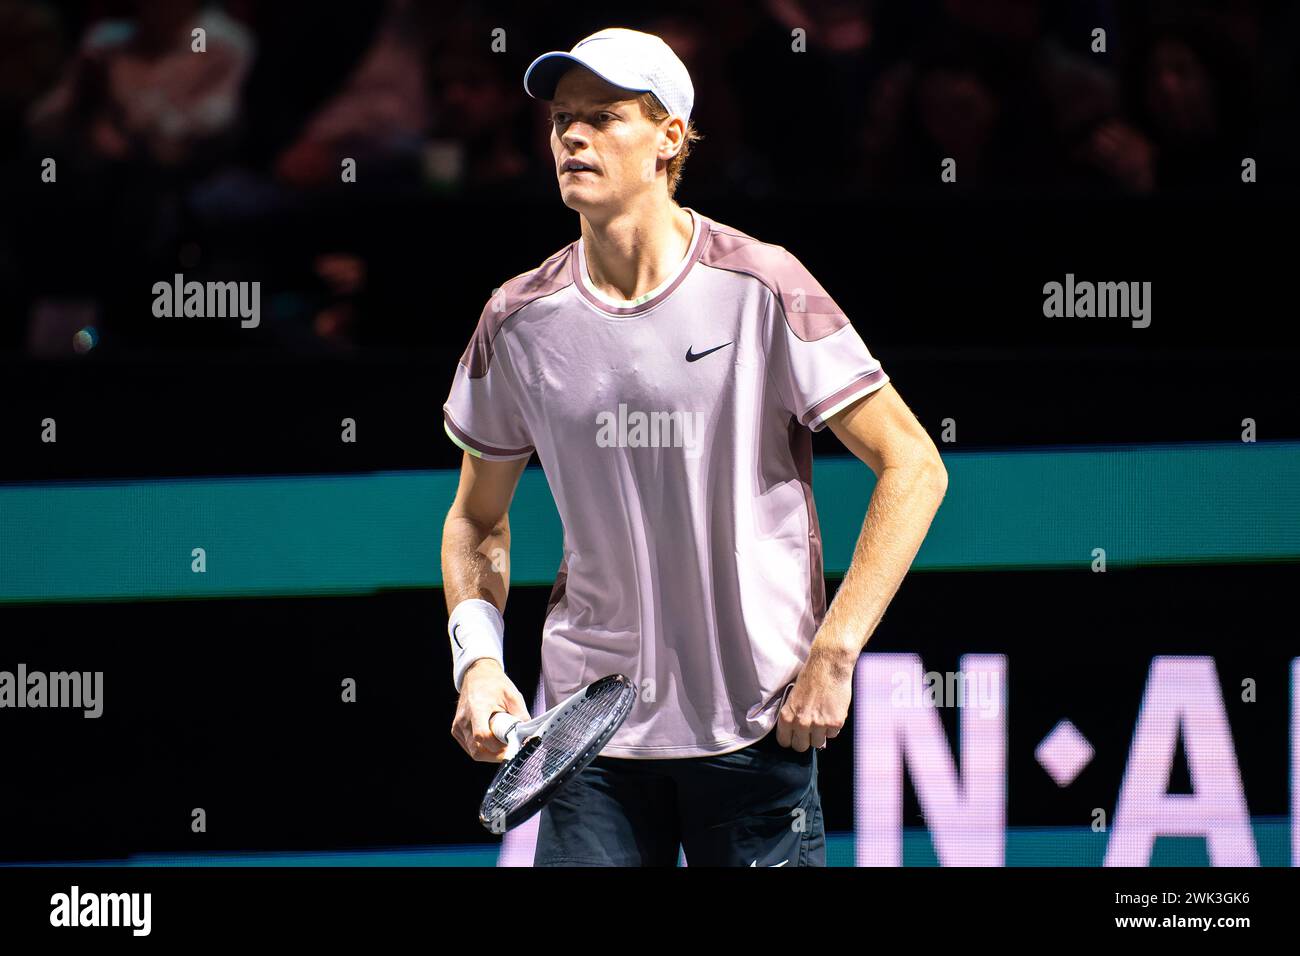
449, 598, 505, 692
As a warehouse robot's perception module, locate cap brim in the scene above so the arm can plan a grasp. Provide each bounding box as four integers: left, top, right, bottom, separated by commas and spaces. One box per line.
523, 52, 649, 101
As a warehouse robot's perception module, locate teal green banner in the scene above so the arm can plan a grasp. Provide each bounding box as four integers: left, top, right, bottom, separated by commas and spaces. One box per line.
1, 442, 1296, 603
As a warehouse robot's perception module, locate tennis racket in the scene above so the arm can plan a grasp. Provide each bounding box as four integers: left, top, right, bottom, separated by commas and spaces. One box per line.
478, 673, 637, 833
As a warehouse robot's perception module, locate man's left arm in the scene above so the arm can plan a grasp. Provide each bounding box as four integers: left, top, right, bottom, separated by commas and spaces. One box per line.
777, 381, 948, 751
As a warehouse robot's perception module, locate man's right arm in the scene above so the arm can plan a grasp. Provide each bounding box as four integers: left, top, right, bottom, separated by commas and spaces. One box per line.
442, 451, 532, 761
442, 451, 528, 614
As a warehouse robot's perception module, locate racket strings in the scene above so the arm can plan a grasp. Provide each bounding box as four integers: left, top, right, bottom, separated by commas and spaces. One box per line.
488, 680, 631, 811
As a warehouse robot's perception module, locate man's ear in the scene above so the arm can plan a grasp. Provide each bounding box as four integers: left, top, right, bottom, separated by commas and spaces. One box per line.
660, 116, 685, 160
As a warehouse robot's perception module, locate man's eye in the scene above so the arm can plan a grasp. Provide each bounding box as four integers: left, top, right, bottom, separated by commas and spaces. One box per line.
552, 112, 613, 125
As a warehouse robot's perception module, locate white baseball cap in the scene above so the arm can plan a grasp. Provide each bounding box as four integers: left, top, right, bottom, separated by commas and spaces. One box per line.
523, 27, 694, 122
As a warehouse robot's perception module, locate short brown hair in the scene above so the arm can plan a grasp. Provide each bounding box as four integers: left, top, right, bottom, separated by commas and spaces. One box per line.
636, 91, 702, 198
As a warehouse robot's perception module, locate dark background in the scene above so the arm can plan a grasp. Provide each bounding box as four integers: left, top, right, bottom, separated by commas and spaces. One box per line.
0, 0, 1296, 861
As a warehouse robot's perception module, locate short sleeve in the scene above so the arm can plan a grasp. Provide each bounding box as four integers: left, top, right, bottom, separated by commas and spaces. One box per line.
442, 300, 535, 461
766, 251, 889, 432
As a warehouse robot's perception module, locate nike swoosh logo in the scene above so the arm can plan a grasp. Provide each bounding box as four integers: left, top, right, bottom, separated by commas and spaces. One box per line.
452, 623, 462, 650
685, 341, 733, 362
749, 859, 789, 867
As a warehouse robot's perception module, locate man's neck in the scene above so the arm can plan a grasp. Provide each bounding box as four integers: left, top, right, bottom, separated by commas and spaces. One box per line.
579, 200, 694, 303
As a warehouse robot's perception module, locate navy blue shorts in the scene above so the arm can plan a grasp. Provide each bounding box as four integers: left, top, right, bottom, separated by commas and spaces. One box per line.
533, 728, 826, 867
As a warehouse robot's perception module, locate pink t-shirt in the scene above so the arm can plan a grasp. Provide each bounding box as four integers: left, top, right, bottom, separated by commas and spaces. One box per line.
444, 208, 889, 757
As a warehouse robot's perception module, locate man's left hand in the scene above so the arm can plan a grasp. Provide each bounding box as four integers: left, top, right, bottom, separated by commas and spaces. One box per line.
776, 640, 858, 752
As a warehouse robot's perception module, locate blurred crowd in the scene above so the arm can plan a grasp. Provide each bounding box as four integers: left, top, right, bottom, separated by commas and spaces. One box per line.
0, 0, 1295, 352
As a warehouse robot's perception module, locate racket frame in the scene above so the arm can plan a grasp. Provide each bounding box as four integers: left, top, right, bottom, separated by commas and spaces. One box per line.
478, 674, 636, 832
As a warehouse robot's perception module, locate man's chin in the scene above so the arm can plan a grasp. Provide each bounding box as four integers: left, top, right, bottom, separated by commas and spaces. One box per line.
559, 185, 606, 215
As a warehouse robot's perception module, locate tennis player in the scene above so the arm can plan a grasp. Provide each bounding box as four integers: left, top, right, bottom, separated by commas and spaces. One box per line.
442, 27, 948, 866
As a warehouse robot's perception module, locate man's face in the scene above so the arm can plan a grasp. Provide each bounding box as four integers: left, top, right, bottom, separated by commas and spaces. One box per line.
548, 66, 670, 214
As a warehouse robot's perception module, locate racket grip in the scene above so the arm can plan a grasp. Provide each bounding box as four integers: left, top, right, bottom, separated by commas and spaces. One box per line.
489, 710, 517, 743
